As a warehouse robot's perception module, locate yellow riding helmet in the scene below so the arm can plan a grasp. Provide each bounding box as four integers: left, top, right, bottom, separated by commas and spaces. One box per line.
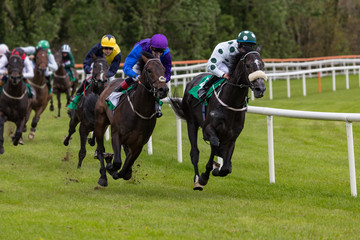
101, 34, 116, 48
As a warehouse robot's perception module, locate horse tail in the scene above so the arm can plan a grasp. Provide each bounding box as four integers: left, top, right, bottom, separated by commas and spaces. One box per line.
83, 93, 98, 123
169, 97, 186, 120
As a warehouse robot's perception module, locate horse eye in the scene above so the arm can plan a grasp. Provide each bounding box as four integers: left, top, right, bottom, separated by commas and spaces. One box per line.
147, 69, 152, 74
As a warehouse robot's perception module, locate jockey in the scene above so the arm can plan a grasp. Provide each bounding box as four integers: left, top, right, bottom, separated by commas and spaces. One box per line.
21, 40, 58, 94
74, 34, 121, 97
0, 47, 34, 95
61, 44, 76, 82
0, 44, 9, 77
114, 33, 172, 117
197, 30, 257, 102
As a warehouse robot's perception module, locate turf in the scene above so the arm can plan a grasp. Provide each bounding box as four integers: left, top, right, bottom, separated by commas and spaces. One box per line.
0, 74, 360, 239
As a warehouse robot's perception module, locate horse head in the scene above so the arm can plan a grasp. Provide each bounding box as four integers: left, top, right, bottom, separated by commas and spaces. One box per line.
235, 45, 267, 98
35, 47, 48, 74
91, 54, 108, 94
53, 49, 62, 67
139, 52, 169, 99
7, 55, 24, 86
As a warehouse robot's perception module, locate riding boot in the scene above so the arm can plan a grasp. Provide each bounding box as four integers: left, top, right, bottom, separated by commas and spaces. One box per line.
197, 75, 220, 102
155, 101, 162, 118
114, 77, 134, 92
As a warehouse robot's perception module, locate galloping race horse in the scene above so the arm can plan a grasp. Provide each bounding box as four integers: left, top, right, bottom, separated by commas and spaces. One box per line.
26, 47, 51, 140
63, 54, 108, 168
0, 54, 29, 154
50, 49, 79, 117
94, 52, 169, 187
170, 45, 267, 190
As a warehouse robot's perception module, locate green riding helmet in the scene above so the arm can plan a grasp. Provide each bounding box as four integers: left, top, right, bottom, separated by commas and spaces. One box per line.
237, 30, 256, 44
37, 40, 50, 50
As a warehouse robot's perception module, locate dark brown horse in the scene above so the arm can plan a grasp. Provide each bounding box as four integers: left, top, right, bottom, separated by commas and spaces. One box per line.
63, 54, 108, 168
50, 49, 78, 117
94, 52, 169, 187
0, 54, 29, 154
25, 47, 51, 140
170, 45, 267, 190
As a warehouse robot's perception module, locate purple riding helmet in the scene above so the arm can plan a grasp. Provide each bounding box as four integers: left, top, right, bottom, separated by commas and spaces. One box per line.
150, 34, 168, 49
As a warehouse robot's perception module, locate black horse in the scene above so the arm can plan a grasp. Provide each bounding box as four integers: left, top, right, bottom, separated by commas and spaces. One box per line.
170, 45, 267, 190
0, 54, 29, 154
94, 52, 169, 187
63, 54, 108, 168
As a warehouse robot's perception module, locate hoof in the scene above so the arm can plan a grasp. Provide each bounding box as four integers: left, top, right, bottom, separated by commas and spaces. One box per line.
49, 105, 54, 111
88, 137, 95, 146
11, 136, 19, 146
193, 182, 204, 191
112, 172, 120, 180
18, 137, 24, 145
28, 131, 35, 140
199, 173, 209, 186
122, 168, 132, 181
212, 168, 220, 176
0, 147, 4, 154
97, 178, 108, 187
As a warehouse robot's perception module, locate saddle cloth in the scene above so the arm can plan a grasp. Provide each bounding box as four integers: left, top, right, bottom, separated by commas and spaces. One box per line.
188, 75, 225, 105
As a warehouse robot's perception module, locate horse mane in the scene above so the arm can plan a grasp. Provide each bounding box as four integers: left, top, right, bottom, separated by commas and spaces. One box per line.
137, 51, 156, 72
228, 46, 255, 79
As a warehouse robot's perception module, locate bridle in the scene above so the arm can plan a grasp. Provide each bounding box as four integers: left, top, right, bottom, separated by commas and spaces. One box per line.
225, 50, 261, 91
4, 55, 26, 100
212, 51, 266, 112
126, 58, 166, 119
139, 58, 166, 97
35, 49, 48, 73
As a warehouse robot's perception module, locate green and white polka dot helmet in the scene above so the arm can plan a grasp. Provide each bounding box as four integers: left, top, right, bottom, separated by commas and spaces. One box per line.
37, 40, 50, 50
237, 30, 256, 44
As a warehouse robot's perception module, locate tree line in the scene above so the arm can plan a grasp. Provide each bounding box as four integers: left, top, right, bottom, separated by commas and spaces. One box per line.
0, 0, 359, 64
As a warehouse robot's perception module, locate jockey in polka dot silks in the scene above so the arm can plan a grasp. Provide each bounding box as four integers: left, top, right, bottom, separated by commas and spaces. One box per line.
197, 30, 257, 102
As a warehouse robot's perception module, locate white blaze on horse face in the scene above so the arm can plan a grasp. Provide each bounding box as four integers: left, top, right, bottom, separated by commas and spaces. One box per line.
254, 59, 261, 70
99, 62, 104, 80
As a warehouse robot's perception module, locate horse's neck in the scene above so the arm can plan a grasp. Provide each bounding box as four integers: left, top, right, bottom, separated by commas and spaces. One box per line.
132, 84, 156, 114
55, 65, 66, 75
5, 81, 25, 95
219, 78, 248, 107
33, 70, 46, 84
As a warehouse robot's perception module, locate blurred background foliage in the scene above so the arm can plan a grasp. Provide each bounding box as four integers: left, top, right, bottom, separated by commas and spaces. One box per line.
0, 0, 359, 63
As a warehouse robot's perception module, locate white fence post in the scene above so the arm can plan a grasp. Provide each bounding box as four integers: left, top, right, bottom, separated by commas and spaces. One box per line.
267, 115, 275, 183
346, 122, 357, 197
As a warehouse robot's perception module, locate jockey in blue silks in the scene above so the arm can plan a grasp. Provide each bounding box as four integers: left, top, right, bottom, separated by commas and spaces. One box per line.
112, 33, 172, 117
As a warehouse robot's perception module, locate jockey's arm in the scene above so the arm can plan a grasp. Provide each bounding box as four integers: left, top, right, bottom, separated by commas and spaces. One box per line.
107, 53, 121, 78
47, 53, 58, 72
206, 42, 229, 78
162, 50, 172, 83
123, 45, 142, 79
0, 55, 8, 75
23, 57, 34, 79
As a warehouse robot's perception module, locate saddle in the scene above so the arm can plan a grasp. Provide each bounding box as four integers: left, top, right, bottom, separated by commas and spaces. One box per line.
188, 76, 225, 106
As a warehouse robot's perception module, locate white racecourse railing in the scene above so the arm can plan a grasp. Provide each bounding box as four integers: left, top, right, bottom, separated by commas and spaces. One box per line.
158, 98, 360, 197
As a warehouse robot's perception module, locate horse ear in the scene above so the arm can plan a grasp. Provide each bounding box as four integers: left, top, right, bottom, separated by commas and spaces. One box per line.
256, 44, 261, 53
141, 52, 149, 63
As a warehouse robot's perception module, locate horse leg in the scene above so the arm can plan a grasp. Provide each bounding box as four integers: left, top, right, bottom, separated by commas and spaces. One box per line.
57, 92, 61, 117
0, 116, 5, 154
115, 147, 142, 181
49, 95, 54, 111
12, 117, 26, 146
77, 123, 87, 168
186, 121, 203, 190
108, 132, 122, 178
63, 111, 79, 146
95, 125, 108, 187
212, 143, 235, 177
198, 149, 216, 186
28, 110, 40, 140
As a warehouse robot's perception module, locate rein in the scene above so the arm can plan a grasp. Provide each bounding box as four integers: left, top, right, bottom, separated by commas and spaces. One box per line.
28, 80, 46, 89
212, 84, 248, 112
2, 88, 27, 100
126, 93, 157, 119
54, 72, 67, 79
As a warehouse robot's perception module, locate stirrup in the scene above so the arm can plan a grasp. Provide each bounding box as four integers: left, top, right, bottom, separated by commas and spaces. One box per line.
156, 110, 163, 118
